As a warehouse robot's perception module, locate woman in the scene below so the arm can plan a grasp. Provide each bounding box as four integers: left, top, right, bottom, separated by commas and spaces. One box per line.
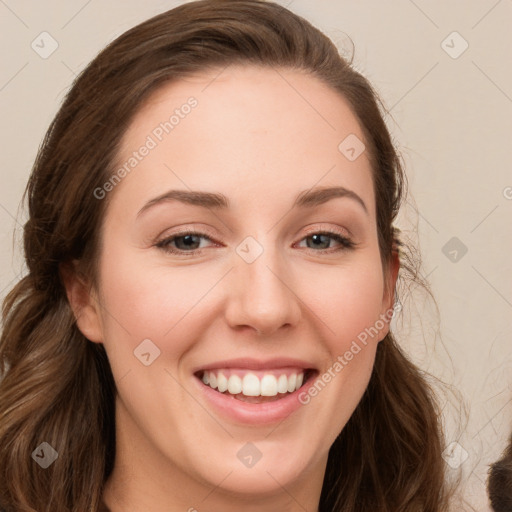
0, 1, 454, 510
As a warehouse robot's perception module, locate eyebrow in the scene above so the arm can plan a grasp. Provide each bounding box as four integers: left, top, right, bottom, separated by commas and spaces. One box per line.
136, 185, 368, 218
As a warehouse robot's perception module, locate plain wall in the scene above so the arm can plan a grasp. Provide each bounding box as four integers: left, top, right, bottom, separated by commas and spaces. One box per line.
1, 1, 511, 510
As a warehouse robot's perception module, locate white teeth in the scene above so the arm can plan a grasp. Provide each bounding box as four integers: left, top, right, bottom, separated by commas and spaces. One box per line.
277, 374, 288, 394
242, 374, 260, 396
227, 375, 242, 394
217, 372, 228, 392
287, 374, 297, 393
203, 370, 306, 397
260, 374, 278, 396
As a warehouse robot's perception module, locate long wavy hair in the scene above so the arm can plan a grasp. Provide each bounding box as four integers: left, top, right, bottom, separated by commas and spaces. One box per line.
0, 1, 455, 510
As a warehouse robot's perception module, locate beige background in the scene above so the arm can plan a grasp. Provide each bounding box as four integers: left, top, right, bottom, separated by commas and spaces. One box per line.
1, 1, 511, 510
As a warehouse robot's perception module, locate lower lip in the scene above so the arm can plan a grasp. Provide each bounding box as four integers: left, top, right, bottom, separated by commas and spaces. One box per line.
193, 371, 317, 425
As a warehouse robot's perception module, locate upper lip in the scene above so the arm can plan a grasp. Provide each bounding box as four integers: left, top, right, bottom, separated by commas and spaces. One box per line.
193, 357, 316, 374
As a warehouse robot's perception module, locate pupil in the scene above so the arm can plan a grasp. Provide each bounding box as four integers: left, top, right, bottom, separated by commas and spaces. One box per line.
180, 235, 199, 249
311, 234, 328, 249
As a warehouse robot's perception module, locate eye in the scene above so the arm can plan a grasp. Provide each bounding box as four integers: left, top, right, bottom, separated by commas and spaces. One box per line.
155, 231, 218, 255
295, 230, 355, 252
154, 228, 356, 256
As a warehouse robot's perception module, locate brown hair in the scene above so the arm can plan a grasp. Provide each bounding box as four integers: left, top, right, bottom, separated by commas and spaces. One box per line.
488, 432, 512, 512
0, 1, 454, 510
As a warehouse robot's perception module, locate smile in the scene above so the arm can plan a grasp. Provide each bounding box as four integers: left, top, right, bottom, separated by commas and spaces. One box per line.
197, 368, 314, 403
191, 357, 319, 423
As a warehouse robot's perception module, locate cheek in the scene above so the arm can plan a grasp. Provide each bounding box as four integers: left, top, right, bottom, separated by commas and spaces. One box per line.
96, 244, 230, 381
98, 255, 214, 340
301, 258, 385, 349
292, 258, 385, 440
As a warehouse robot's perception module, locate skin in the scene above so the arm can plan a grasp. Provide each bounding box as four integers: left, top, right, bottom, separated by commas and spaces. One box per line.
63, 64, 399, 512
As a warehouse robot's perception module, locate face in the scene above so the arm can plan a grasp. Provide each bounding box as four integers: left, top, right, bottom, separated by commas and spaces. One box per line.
69, 64, 398, 509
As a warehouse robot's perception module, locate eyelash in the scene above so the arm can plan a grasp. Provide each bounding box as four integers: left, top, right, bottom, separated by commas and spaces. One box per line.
154, 228, 356, 256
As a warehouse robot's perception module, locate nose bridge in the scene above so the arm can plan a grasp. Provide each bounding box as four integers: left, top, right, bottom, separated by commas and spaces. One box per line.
226, 234, 300, 335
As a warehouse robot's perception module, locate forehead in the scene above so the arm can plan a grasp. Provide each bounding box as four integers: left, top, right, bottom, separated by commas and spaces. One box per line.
110, 64, 375, 219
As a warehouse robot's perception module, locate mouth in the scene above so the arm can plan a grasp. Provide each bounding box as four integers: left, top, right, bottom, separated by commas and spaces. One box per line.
194, 367, 317, 404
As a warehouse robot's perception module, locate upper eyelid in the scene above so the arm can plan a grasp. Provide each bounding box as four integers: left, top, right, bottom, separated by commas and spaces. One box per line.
301, 225, 352, 238
156, 226, 354, 249
159, 220, 353, 237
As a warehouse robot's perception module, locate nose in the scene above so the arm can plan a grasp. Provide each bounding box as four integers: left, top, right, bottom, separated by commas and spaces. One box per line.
224, 240, 302, 337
